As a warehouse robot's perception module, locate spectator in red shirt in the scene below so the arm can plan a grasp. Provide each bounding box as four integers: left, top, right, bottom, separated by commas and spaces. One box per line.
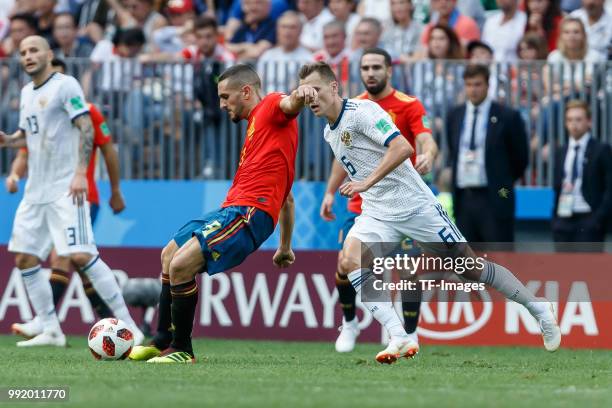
525, 0, 563, 52
421, 0, 480, 46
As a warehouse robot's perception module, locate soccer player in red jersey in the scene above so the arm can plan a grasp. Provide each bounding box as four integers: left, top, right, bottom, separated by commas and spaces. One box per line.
7, 58, 126, 338
319, 48, 439, 353
131, 64, 317, 363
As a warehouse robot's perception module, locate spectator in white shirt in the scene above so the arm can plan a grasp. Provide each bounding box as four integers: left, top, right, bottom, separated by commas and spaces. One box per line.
482, 0, 527, 62
382, 0, 424, 61
298, 0, 334, 51
328, 0, 360, 48
257, 11, 313, 93
545, 16, 605, 96
570, 0, 612, 57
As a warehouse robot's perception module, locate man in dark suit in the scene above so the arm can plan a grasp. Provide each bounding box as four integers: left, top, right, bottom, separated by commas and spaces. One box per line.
446, 64, 528, 242
552, 100, 612, 246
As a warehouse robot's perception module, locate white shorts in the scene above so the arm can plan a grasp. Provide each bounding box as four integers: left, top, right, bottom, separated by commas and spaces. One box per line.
8, 194, 98, 260
347, 203, 467, 246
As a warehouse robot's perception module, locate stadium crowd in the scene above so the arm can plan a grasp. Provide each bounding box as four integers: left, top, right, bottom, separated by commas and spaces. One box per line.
0, 0, 611, 242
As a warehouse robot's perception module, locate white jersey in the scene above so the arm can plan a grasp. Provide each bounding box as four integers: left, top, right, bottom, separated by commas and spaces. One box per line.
324, 98, 437, 221
18, 72, 90, 204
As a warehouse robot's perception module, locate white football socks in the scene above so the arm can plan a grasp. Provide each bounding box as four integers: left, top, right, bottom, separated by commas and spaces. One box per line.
20, 265, 62, 333
480, 261, 539, 314
81, 256, 137, 328
348, 269, 407, 338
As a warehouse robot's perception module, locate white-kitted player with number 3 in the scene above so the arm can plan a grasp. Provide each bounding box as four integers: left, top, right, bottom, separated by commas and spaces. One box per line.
0, 36, 143, 347
298, 61, 561, 364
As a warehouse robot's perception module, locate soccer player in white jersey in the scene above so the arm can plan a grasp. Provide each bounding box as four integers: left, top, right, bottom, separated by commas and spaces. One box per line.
0, 36, 144, 347
298, 61, 561, 364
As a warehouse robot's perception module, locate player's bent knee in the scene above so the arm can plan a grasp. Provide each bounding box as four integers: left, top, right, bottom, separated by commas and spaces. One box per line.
339, 256, 359, 275
52, 256, 71, 272
15, 253, 39, 270
70, 253, 93, 269
161, 241, 178, 268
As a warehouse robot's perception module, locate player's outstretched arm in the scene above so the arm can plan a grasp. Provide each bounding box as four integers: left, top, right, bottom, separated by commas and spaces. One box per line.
414, 132, 439, 175
273, 192, 295, 268
0, 129, 26, 149
320, 161, 347, 221
279, 85, 318, 116
5, 148, 28, 193
339, 136, 414, 198
70, 114, 94, 204
100, 142, 126, 214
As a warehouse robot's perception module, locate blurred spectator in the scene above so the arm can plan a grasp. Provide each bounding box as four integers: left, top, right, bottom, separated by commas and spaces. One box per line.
467, 39, 502, 98
482, 0, 526, 62
382, 0, 424, 61
313, 20, 351, 94
358, 0, 391, 22
456, 0, 486, 29
0, 0, 15, 41
545, 17, 605, 95
52, 12, 94, 58
517, 32, 549, 60
76, 1, 112, 43
227, 0, 276, 61
298, 0, 334, 51
90, 27, 146, 92
0, 13, 37, 57
36, 0, 57, 43
552, 100, 612, 246
412, 25, 464, 129
352, 16, 382, 51
569, 0, 612, 58
421, 0, 480, 46
224, 0, 289, 41
257, 11, 312, 93
149, 0, 196, 53
185, 15, 234, 63
328, 0, 360, 48
525, 0, 563, 52
104, 0, 167, 49
446, 64, 528, 242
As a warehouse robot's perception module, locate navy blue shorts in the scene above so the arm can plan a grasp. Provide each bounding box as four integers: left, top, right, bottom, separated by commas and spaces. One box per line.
173, 206, 274, 275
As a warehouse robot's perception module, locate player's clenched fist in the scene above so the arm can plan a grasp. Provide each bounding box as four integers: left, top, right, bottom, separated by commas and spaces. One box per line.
5, 174, 19, 193
273, 247, 295, 268
69, 170, 88, 205
339, 180, 370, 198
293, 84, 318, 106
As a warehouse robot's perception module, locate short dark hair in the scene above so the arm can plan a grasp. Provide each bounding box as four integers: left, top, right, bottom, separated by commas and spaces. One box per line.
298, 61, 337, 82
194, 15, 217, 31
565, 99, 591, 119
53, 12, 76, 28
361, 47, 392, 67
463, 64, 490, 83
358, 17, 383, 34
466, 40, 493, 57
10, 13, 38, 31
114, 28, 146, 46
51, 58, 67, 72
218, 64, 261, 89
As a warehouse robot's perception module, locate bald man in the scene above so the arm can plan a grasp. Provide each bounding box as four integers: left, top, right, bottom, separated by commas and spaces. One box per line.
0, 36, 144, 347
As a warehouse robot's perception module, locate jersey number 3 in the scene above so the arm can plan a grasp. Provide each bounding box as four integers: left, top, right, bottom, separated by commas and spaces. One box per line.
26, 115, 39, 135
341, 155, 356, 176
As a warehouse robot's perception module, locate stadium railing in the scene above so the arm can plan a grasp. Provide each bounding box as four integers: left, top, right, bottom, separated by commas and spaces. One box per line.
1, 58, 610, 185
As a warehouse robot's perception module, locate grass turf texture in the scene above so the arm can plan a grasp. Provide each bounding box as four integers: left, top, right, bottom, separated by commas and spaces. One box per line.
0, 335, 610, 408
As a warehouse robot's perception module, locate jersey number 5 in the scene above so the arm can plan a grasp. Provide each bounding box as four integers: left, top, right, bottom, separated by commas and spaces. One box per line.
341, 155, 356, 176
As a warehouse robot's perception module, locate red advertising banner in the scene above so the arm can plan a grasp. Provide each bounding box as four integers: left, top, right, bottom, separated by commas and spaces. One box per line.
1, 246, 610, 349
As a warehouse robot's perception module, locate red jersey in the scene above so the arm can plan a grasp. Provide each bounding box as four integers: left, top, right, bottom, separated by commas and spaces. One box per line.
19, 103, 111, 205
348, 90, 431, 214
222, 93, 298, 224
86, 103, 112, 205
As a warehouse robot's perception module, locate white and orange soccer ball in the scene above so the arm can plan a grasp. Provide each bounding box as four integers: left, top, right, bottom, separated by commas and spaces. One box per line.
88, 318, 134, 361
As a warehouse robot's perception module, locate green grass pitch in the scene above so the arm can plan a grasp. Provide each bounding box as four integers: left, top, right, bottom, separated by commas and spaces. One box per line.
0, 335, 610, 408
